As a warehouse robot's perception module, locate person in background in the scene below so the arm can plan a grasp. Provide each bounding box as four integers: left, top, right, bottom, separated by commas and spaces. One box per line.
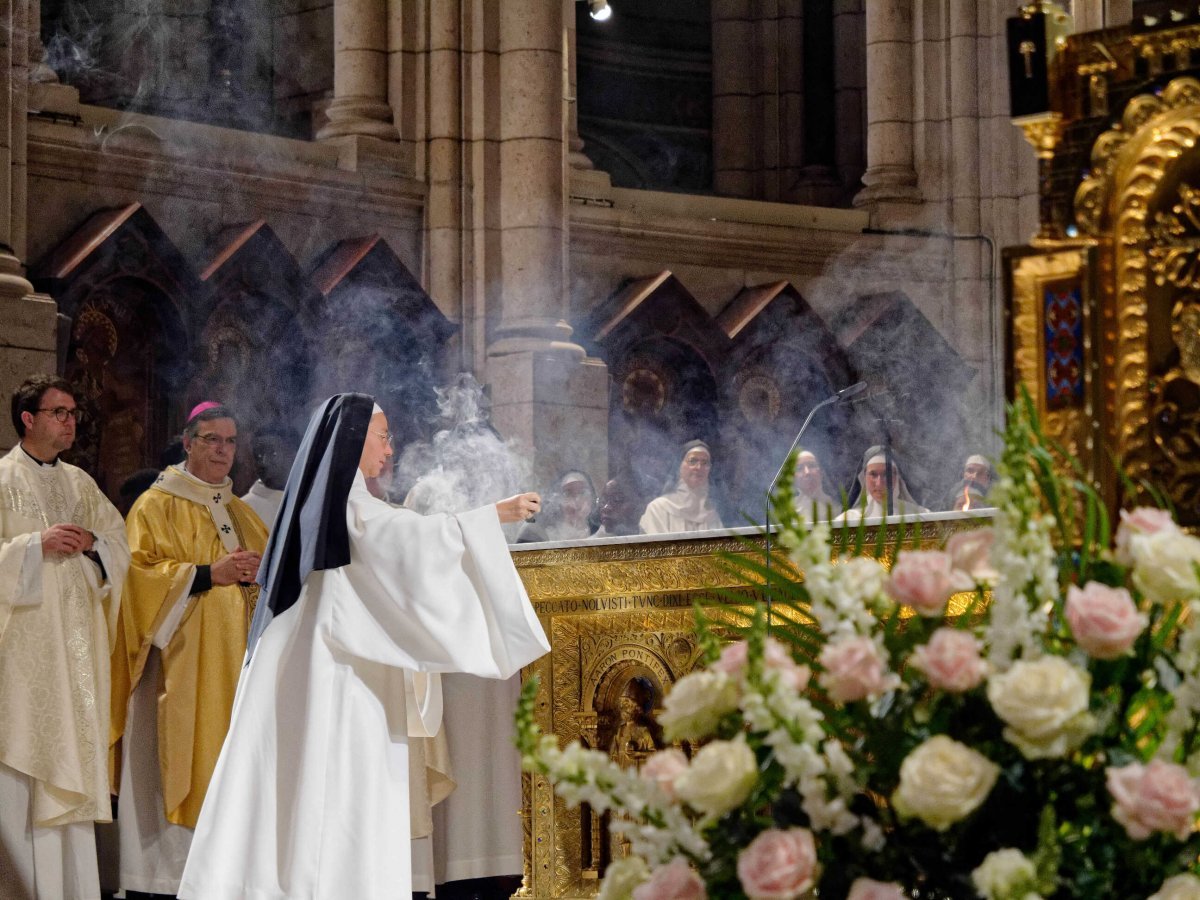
639, 440, 724, 534
592, 475, 643, 538
516, 470, 597, 543
241, 424, 299, 530
792, 449, 835, 523
962, 453, 995, 495
949, 480, 991, 513
110, 401, 268, 899
0, 374, 130, 900
833, 445, 930, 524
118, 468, 162, 518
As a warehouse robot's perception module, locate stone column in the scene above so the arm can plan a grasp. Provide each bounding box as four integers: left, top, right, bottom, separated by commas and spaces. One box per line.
317, 0, 398, 140
0, 0, 59, 449
833, 0, 866, 195
487, 0, 572, 353
564, 0, 592, 172
711, 0, 756, 197
1070, 0, 1131, 31
481, 0, 609, 488
27, 0, 56, 84
853, 0, 921, 206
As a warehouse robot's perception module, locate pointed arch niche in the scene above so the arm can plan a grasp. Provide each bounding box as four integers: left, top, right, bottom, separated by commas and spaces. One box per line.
32, 203, 200, 497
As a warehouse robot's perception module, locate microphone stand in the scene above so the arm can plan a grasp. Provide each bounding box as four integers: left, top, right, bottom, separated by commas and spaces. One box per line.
763, 382, 866, 630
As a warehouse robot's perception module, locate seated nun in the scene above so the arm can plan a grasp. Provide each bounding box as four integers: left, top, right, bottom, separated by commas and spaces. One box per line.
792, 448, 835, 523
832, 445, 930, 524
639, 439, 725, 534
516, 470, 598, 543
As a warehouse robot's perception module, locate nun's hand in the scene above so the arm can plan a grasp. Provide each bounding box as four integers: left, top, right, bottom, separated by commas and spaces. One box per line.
496, 492, 541, 524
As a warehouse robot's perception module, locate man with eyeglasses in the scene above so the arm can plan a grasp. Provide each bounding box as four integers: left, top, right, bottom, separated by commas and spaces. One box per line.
110, 401, 267, 900
0, 374, 131, 899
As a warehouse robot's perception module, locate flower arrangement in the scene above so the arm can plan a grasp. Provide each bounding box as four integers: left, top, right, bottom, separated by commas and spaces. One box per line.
515, 394, 1200, 900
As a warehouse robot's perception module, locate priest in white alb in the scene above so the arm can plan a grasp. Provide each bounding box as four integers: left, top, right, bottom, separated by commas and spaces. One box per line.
0, 375, 130, 899
178, 392, 551, 900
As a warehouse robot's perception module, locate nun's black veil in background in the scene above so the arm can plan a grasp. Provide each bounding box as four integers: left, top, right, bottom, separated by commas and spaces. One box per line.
246, 393, 374, 659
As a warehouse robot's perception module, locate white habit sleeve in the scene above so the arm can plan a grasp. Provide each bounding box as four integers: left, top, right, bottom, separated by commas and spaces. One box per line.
328, 489, 549, 680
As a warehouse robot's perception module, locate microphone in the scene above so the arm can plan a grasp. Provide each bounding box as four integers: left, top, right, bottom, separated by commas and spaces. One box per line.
764, 383, 866, 523
766, 381, 867, 504
834, 381, 867, 402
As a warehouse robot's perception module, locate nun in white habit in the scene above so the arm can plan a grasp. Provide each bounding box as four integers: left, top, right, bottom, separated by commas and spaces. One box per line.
177, 393, 549, 900
792, 449, 836, 523
833, 445, 930, 524
639, 439, 724, 534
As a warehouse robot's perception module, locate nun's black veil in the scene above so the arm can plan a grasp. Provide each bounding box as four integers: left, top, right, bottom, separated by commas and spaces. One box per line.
246, 393, 374, 658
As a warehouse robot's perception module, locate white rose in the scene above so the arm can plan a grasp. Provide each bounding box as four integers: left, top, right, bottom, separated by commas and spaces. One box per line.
659, 671, 740, 742
674, 735, 758, 818
971, 848, 1039, 900
1131, 529, 1200, 605
891, 735, 999, 831
598, 855, 652, 900
1149, 873, 1200, 900
986, 656, 1095, 759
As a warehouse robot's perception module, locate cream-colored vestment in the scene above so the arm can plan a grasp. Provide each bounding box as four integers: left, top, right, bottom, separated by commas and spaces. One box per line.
0, 446, 130, 900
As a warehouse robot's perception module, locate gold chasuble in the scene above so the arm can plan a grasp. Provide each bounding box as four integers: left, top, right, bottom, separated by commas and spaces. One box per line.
110, 465, 267, 827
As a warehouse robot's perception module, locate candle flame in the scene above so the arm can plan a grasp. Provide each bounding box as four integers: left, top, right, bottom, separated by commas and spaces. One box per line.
962, 485, 972, 511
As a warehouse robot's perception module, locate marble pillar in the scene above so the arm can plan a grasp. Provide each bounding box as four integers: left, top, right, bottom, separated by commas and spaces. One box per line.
317, 0, 398, 140
854, 0, 921, 206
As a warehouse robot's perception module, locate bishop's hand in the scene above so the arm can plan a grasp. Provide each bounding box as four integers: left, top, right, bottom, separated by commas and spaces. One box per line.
496, 492, 541, 524
212, 547, 264, 586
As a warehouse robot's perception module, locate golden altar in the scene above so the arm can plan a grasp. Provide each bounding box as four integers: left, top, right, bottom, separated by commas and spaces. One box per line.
510, 512, 993, 899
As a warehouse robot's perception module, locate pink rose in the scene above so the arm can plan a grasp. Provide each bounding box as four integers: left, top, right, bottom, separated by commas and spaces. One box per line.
713, 640, 750, 676
640, 748, 689, 801
847, 877, 908, 900
945, 528, 997, 582
713, 638, 811, 692
885, 551, 974, 617
910, 628, 987, 692
818, 635, 898, 703
633, 857, 707, 900
1065, 582, 1147, 659
1107, 759, 1200, 841
1115, 507, 1178, 565
736, 828, 818, 900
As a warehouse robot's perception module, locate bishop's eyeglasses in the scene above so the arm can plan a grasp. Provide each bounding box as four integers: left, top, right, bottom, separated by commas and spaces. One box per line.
371, 429, 395, 450
36, 406, 83, 423
194, 433, 238, 448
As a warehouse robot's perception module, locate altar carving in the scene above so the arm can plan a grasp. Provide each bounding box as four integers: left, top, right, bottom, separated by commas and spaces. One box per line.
513, 514, 991, 899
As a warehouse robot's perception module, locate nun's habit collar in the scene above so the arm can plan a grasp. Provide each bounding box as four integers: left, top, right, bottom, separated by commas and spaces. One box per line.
246, 392, 374, 658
